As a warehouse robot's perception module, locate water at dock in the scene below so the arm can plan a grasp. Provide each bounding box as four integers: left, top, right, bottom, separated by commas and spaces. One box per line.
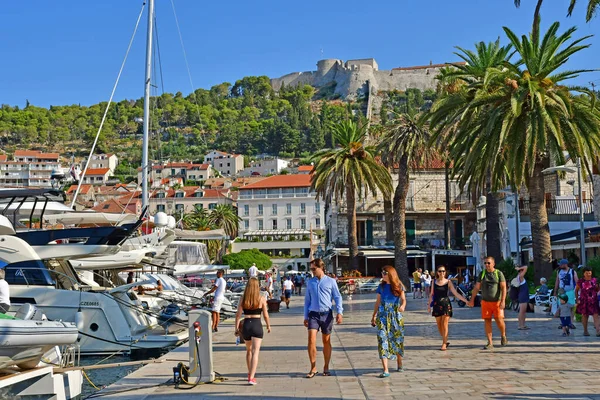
81, 355, 144, 398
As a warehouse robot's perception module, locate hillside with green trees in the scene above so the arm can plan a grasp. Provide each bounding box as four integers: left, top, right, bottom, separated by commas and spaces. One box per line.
0, 76, 434, 180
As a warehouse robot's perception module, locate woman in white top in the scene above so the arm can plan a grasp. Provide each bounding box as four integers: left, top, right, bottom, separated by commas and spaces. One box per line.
0, 268, 10, 314
422, 271, 432, 302
515, 265, 529, 330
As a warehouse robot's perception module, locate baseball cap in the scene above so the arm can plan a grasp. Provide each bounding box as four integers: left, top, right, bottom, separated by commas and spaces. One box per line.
558, 293, 569, 302
559, 259, 569, 265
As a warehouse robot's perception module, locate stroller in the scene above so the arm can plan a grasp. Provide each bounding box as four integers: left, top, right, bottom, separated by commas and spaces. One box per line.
455, 281, 474, 307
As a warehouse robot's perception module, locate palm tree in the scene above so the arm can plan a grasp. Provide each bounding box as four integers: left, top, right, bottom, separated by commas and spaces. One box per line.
207, 204, 241, 239
567, 0, 600, 21
429, 40, 514, 262
433, 21, 600, 279
378, 113, 433, 287
182, 205, 210, 230
311, 120, 392, 271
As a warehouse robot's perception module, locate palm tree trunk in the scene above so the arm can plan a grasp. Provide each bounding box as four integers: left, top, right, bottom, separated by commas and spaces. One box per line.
529, 161, 553, 280
346, 179, 359, 271
444, 162, 452, 249
384, 193, 393, 243
486, 174, 503, 262
393, 156, 410, 289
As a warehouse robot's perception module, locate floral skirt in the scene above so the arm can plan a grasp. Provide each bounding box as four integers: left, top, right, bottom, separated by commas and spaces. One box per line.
376, 302, 405, 359
432, 296, 453, 317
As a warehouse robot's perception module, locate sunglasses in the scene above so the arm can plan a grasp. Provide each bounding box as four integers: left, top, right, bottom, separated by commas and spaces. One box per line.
437, 270, 446, 273
382, 271, 388, 276
484, 262, 492, 265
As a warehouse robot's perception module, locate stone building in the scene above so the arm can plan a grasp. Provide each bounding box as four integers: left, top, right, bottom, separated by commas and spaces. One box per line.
203, 150, 244, 176
326, 159, 477, 274
271, 58, 464, 101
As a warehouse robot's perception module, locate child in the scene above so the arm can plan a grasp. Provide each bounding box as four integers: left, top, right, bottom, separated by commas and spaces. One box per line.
555, 293, 574, 336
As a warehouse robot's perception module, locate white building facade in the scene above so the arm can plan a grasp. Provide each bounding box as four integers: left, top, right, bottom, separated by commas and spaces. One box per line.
233, 174, 324, 270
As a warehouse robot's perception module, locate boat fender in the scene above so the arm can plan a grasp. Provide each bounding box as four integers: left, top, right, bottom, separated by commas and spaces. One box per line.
75, 311, 85, 331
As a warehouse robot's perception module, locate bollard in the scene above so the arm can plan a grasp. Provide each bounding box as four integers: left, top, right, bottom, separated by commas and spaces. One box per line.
188, 309, 215, 383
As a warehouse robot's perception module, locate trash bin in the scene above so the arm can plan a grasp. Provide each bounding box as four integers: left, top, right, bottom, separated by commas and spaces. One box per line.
267, 299, 281, 313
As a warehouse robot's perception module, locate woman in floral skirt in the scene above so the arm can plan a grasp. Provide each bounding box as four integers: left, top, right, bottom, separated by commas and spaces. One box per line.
428, 265, 469, 351
371, 265, 406, 378
574, 266, 600, 336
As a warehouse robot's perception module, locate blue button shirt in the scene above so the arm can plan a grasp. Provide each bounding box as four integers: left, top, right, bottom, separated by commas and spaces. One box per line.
304, 275, 343, 319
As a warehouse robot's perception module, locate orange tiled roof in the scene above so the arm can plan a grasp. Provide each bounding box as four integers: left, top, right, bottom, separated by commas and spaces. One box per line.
66, 184, 93, 194
0, 155, 6, 162
14, 150, 59, 159
92, 198, 136, 214
240, 174, 311, 190
82, 168, 110, 176
297, 165, 313, 172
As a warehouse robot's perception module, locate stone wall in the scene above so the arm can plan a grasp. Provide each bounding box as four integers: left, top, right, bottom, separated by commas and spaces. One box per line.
271, 58, 444, 100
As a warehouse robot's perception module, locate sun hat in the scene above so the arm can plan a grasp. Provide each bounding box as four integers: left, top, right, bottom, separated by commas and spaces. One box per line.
559, 259, 569, 265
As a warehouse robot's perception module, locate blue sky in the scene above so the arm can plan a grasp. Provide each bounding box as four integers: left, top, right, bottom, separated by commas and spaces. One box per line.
1, 0, 599, 108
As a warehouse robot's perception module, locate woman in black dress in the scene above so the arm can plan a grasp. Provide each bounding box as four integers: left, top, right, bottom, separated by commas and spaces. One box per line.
428, 265, 469, 351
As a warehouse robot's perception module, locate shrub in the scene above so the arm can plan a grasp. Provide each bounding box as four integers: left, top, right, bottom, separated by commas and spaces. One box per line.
222, 249, 272, 270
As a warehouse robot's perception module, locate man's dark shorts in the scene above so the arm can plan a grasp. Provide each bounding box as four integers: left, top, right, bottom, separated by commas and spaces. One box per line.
307, 310, 334, 335
284, 289, 292, 299
413, 283, 422, 290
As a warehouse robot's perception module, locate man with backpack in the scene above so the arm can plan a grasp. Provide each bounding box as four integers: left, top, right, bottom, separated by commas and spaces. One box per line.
554, 259, 578, 329
469, 256, 508, 349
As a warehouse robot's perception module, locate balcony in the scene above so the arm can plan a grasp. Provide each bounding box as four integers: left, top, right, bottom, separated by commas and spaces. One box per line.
238, 192, 315, 200
519, 198, 593, 216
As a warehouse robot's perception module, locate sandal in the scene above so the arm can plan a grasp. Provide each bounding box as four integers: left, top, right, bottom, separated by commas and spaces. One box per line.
322, 371, 331, 376
305, 371, 318, 379
583, 331, 590, 336
518, 327, 531, 330
378, 372, 390, 378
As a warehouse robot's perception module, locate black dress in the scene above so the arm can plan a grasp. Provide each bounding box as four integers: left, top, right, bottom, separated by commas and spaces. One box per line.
431, 281, 453, 317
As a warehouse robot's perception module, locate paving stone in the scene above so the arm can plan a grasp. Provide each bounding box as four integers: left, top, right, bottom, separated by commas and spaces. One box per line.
98, 294, 600, 399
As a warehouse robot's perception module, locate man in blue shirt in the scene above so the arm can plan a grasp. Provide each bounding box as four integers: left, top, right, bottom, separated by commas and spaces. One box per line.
303, 258, 343, 378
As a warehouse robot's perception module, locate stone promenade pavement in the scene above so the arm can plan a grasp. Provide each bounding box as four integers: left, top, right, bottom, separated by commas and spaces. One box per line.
98, 293, 600, 400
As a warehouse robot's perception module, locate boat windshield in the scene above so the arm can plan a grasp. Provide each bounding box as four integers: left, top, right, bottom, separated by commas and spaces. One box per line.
4, 260, 56, 286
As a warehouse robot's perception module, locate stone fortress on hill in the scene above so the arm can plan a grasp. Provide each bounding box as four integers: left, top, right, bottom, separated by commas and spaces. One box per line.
270, 58, 464, 101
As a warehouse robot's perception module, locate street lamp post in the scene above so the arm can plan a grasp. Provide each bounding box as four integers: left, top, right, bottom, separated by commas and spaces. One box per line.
499, 188, 520, 263
542, 158, 586, 267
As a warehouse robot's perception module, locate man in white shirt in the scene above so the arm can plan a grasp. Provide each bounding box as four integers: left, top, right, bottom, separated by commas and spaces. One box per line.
0, 268, 10, 314
202, 269, 227, 332
282, 276, 295, 309
248, 263, 259, 278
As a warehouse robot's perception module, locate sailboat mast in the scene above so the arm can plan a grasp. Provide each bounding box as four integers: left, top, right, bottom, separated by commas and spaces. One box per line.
141, 0, 155, 211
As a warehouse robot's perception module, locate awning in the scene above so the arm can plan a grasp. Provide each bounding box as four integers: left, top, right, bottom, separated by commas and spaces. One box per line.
243, 229, 310, 236
174, 228, 227, 240
361, 249, 429, 259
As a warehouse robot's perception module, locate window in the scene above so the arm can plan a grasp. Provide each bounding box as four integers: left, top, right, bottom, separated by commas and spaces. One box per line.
315, 202, 321, 213
244, 219, 249, 230
258, 204, 263, 216
315, 218, 321, 229
272, 204, 277, 215
258, 219, 263, 230
300, 218, 306, 230
286, 219, 292, 229
180, 169, 186, 175
286, 203, 292, 215
194, 192, 204, 197
156, 192, 165, 199
157, 204, 165, 212
227, 163, 231, 167
300, 203, 306, 214
171, 169, 176, 176
175, 192, 184, 198
175, 204, 184, 211
209, 203, 217, 210
243, 204, 249, 216
272, 219, 278, 229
